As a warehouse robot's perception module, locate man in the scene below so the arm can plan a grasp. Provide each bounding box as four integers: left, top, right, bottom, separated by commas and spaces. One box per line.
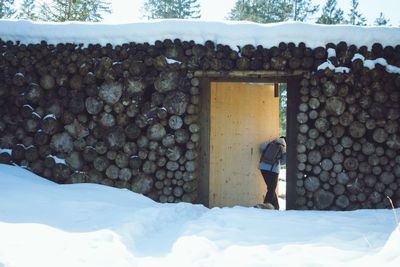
258, 136, 286, 210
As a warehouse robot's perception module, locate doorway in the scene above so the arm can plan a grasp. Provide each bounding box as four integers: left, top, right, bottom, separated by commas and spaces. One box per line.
197, 75, 299, 210
208, 82, 280, 207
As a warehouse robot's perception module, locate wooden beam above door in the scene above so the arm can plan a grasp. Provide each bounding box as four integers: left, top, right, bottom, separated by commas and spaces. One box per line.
194, 70, 304, 79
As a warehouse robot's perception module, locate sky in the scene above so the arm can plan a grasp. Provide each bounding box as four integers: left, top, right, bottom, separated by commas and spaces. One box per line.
99, 0, 400, 25
0, 163, 399, 267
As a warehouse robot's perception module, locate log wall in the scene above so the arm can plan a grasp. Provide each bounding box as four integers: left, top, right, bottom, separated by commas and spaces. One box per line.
0, 38, 399, 209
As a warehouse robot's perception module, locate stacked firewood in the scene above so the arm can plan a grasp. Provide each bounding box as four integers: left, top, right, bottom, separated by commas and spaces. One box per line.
0, 38, 399, 208
0, 40, 203, 203
296, 62, 400, 209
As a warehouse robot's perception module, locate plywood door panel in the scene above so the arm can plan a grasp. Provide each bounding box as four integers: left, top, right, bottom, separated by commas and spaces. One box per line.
209, 82, 279, 207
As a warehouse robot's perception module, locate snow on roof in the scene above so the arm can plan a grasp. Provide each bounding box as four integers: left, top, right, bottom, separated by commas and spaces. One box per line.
1, 19, 400, 49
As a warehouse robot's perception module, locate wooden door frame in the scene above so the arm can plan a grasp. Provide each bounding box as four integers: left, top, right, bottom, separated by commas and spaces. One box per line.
286, 76, 301, 210
197, 72, 301, 209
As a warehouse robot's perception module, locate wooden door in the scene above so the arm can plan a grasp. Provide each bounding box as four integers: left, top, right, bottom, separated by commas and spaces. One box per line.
209, 82, 279, 207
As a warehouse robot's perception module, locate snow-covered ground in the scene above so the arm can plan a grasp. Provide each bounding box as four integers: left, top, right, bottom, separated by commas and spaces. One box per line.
0, 163, 399, 267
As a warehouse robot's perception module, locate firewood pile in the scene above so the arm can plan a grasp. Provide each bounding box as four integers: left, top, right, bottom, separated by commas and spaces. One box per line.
0, 38, 399, 209
297, 68, 400, 209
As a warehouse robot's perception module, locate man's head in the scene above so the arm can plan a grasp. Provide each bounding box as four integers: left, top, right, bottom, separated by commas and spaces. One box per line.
276, 136, 286, 146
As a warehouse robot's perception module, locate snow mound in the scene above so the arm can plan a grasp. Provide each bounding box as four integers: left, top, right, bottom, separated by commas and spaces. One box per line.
0, 19, 399, 48
0, 163, 399, 267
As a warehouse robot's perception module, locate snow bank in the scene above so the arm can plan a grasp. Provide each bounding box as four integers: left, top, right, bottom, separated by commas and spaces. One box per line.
0, 19, 399, 49
0, 163, 399, 267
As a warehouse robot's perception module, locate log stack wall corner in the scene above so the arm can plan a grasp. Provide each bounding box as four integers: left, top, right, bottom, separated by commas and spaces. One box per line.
0, 38, 399, 210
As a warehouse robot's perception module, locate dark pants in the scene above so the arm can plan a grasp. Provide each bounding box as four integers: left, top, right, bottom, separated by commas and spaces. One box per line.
260, 170, 279, 210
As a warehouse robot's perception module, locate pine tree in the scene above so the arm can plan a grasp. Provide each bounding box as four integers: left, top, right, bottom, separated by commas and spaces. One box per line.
227, 0, 256, 22
174, 0, 200, 18
347, 0, 366, 25
227, 0, 318, 23
374, 12, 389, 26
227, 0, 292, 23
142, 0, 200, 19
38, 0, 112, 22
316, 0, 345, 24
17, 0, 37, 20
291, 0, 319, 22
0, 0, 15, 18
